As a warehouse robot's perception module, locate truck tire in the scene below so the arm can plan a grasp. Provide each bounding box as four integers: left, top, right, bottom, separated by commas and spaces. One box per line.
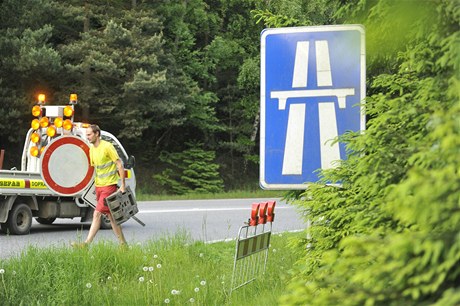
100, 215, 112, 229
7, 203, 33, 235
35, 217, 56, 225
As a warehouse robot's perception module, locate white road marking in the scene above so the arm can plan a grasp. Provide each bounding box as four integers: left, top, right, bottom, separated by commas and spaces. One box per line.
139, 206, 292, 214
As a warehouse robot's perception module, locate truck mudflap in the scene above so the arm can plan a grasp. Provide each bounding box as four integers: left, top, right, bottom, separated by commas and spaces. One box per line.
0, 196, 17, 223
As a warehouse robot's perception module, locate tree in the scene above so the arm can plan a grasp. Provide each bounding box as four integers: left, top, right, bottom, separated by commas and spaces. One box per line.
154, 142, 224, 194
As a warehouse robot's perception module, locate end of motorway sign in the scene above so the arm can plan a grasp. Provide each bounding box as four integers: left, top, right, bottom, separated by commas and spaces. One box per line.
260, 25, 365, 190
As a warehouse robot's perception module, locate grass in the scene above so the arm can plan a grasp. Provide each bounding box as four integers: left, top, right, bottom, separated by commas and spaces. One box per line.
136, 189, 286, 201
0, 231, 304, 305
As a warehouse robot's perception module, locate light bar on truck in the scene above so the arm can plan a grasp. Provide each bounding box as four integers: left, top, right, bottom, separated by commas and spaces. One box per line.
31, 119, 40, 130
39, 117, 49, 128
63, 119, 73, 131
64, 106, 74, 118
46, 126, 57, 137
54, 117, 63, 128
30, 132, 40, 143
38, 94, 46, 104
30, 146, 39, 157
69, 93, 78, 104
32, 105, 41, 117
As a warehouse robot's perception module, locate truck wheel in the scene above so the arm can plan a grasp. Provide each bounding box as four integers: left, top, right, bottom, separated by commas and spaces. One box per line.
7, 203, 33, 235
35, 217, 56, 225
100, 215, 112, 229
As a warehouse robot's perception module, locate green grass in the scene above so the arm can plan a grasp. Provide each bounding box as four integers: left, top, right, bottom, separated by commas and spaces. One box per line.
0, 231, 304, 305
136, 189, 286, 201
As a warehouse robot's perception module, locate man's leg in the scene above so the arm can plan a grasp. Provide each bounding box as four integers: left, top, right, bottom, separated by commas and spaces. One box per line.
85, 210, 103, 244
107, 213, 127, 245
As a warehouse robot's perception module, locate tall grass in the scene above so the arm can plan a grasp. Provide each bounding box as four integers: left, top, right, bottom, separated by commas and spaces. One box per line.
0, 231, 303, 305
136, 189, 285, 201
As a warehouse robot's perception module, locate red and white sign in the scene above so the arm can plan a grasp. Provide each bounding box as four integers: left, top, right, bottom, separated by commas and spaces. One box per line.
40, 136, 94, 196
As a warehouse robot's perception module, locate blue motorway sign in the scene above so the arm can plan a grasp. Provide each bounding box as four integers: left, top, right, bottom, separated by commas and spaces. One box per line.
260, 25, 365, 189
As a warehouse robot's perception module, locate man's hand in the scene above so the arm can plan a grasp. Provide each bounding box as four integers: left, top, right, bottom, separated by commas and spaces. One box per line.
119, 184, 126, 193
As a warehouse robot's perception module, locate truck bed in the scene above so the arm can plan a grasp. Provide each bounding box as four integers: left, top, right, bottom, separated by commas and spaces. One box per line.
0, 170, 56, 196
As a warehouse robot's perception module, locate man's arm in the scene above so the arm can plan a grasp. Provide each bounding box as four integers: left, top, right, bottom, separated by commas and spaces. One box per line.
115, 159, 126, 192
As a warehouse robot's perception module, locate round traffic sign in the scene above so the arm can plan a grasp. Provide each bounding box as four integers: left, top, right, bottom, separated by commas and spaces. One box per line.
40, 136, 94, 196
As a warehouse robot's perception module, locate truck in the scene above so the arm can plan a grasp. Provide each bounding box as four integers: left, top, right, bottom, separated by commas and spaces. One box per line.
0, 93, 136, 235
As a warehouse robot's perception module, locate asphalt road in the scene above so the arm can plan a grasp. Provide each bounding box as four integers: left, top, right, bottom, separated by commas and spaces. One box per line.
0, 198, 306, 259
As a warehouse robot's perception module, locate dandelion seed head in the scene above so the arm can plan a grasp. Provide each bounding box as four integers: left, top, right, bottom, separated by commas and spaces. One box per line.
164, 298, 170, 304
157, 264, 162, 269
143, 266, 149, 272
107, 276, 112, 281
194, 287, 200, 292
0, 269, 5, 274
86, 283, 92, 289
139, 277, 145, 282
200, 280, 206, 286
199, 253, 204, 258
189, 298, 195, 303
273, 249, 277, 253
154, 254, 158, 259
149, 266, 154, 272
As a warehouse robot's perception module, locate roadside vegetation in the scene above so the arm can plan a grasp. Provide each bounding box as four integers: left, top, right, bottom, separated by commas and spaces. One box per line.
0, 231, 303, 305
136, 188, 284, 201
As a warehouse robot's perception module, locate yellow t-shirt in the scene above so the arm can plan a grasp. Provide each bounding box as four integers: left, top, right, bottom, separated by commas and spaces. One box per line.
90, 140, 120, 187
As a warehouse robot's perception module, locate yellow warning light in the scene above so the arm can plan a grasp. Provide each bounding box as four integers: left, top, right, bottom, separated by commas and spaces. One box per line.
46, 126, 57, 137
30, 146, 39, 157
32, 105, 41, 117
54, 117, 63, 128
81, 123, 90, 128
63, 119, 73, 131
69, 93, 78, 104
64, 106, 74, 118
38, 94, 46, 104
39, 117, 49, 128
30, 132, 40, 143
31, 119, 40, 130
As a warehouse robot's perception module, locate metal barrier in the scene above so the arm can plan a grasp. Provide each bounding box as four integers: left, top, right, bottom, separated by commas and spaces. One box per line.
230, 201, 276, 293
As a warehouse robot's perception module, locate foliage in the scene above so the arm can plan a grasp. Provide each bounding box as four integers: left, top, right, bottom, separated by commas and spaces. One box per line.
154, 142, 224, 195
279, 0, 460, 305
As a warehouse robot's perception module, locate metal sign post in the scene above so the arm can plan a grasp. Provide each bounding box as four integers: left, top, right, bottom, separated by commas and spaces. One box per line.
260, 25, 366, 189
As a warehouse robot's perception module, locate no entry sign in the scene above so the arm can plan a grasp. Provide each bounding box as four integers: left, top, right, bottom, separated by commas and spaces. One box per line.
40, 136, 94, 196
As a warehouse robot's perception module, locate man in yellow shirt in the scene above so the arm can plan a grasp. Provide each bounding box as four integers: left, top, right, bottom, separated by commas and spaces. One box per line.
79, 124, 127, 246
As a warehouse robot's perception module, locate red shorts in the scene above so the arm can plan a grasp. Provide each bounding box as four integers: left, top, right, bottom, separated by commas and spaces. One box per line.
95, 185, 118, 215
